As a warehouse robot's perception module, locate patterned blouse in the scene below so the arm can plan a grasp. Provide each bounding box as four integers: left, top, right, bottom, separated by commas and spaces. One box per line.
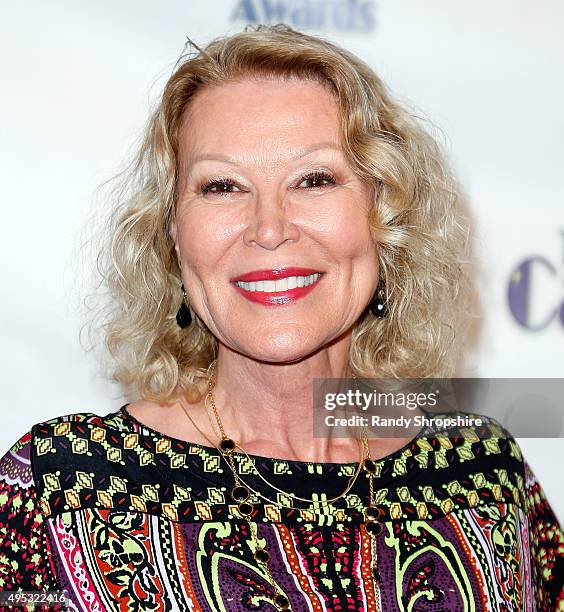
0, 405, 562, 611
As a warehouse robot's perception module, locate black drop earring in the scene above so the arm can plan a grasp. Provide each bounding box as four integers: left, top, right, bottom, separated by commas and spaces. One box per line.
369, 282, 387, 318
176, 284, 192, 328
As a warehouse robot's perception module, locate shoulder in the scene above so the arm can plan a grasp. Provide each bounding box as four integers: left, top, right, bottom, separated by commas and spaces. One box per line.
2, 408, 128, 445
413, 410, 528, 506
437, 410, 525, 458
422, 410, 523, 456
30, 405, 130, 449
1, 407, 129, 484
32, 407, 130, 433
0, 407, 134, 514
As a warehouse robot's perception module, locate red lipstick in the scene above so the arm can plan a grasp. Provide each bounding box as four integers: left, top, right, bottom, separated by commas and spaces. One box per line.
230, 267, 324, 306
230, 267, 321, 282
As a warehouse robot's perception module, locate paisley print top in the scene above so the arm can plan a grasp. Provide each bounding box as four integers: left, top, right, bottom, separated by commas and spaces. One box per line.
0, 405, 562, 611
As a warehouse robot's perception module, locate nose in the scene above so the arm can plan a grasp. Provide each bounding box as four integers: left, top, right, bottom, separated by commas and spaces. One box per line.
243, 191, 300, 250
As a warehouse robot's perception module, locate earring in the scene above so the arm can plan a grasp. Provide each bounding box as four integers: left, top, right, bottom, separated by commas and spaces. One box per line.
176, 284, 192, 328
369, 281, 387, 318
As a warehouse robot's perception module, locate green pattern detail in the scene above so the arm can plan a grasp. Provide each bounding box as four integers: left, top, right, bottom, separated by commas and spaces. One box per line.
387, 521, 476, 612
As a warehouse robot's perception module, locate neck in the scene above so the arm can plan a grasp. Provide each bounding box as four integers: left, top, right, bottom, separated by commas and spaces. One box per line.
204, 334, 360, 463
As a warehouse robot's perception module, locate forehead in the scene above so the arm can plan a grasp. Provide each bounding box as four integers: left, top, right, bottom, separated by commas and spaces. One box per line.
177, 77, 343, 165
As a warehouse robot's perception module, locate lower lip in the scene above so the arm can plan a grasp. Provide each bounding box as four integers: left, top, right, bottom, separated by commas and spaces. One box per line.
231, 276, 324, 305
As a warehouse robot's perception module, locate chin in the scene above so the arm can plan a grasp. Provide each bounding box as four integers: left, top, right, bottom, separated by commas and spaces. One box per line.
240, 331, 320, 364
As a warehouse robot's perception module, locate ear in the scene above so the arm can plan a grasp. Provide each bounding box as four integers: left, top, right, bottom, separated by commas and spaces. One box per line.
169, 218, 181, 265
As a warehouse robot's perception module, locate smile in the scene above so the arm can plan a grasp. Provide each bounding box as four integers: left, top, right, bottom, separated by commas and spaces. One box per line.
230, 269, 324, 305
234, 273, 321, 292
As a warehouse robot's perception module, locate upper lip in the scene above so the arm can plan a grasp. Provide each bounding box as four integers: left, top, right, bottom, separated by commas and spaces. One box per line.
230, 267, 323, 282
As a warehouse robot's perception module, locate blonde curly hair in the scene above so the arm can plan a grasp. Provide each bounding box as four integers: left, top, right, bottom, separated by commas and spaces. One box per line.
85, 24, 474, 403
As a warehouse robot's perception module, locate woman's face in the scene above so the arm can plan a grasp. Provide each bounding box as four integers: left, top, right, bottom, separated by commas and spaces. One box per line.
173, 77, 379, 363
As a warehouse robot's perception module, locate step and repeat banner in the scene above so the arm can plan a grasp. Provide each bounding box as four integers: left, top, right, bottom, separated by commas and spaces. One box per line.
1, 1, 563, 518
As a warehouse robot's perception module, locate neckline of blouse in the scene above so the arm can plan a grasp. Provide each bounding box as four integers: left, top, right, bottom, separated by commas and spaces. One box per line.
118, 403, 430, 469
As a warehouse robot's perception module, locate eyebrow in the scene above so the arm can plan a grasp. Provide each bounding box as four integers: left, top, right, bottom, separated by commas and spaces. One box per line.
187, 141, 342, 168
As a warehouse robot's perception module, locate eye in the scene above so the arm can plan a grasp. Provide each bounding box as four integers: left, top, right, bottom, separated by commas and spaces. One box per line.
200, 177, 242, 196
297, 171, 336, 189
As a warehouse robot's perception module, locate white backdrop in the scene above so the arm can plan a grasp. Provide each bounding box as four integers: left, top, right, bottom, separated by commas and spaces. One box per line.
1, 1, 562, 521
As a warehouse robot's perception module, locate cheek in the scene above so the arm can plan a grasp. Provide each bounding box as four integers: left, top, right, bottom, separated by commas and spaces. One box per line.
175, 207, 238, 271
315, 197, 375, 260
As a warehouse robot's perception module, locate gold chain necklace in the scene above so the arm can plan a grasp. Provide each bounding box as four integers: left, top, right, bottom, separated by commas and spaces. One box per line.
179, 360, 384, 611
201, 367, 367, 507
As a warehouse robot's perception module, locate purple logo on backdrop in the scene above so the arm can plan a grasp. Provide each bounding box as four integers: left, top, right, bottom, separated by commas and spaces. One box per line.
507, 233, 564, 330
231, 0, 377, 32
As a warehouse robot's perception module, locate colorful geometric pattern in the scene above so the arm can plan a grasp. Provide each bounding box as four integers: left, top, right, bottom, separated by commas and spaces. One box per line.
0, 406, 562, 611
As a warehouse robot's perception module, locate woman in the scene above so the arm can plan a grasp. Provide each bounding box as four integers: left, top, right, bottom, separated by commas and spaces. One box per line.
0, 24, 562, 611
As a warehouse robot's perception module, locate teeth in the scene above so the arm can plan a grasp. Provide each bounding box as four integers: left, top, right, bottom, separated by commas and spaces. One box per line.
235, 273, 321, 292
